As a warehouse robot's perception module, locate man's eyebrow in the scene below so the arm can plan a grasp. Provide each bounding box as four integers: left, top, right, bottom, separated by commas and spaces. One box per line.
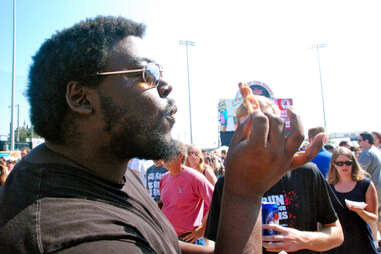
130, 57, 158, 67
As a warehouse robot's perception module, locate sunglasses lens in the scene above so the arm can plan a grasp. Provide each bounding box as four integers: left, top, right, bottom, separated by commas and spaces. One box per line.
335, 160, 353, 166
345, 161, 354, 166
144, 63, 161, 86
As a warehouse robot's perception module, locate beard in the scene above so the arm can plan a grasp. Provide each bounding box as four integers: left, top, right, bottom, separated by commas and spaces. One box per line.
99, 93, 178, 161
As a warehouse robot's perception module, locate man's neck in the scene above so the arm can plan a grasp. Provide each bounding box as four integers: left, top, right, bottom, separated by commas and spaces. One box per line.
168, 164, 184, 176
363, 144, 372, 150
45, 141, 128, 184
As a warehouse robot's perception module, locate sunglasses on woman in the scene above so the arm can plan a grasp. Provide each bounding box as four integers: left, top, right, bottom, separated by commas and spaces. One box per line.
334, 160, 354, 166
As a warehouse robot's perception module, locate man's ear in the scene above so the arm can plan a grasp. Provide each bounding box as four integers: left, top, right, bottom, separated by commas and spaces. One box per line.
66, 81, 93, 114
178, 152, 185, 164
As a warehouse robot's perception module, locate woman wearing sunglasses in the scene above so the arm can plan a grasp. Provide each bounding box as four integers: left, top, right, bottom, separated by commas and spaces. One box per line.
325, 147, 378, 253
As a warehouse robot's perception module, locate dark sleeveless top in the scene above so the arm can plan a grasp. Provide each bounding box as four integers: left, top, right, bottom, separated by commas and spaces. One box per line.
325, 178, 377, 254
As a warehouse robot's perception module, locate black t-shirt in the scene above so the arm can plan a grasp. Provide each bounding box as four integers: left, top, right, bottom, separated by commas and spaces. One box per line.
0, 145, 180, 253
146, 165, 168, 202
205, 162, 338, 254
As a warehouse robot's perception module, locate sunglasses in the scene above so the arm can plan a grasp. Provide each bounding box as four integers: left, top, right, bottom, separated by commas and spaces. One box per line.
334, 160, 354, 166
188, 151, 199, 156
96, 62, 162, 89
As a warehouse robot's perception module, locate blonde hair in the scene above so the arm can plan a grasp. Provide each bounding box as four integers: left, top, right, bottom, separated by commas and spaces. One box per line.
327, 146, 369, 185
235, 95, 280, 125
185, 144, 205, 172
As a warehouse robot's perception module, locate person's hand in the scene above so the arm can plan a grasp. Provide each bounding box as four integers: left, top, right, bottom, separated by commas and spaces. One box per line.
262, 224, 307, 253
182, 225, 205, 243
290, 133, 325, 169
346, 202, 367, 213
224, 108, 304, 198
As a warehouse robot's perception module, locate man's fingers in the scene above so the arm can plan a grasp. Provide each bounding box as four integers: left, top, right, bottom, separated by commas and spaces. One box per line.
265, 112, 286, 154
182, 234, 194, 242
262, 223, 287, 234
229, 115, 253, 149
248, 111, 269, 148
305, 132, 325, 159
285, 107, 304, 159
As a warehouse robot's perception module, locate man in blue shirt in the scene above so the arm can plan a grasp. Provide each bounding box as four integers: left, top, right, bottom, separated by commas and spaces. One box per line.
308, 127, 332, 177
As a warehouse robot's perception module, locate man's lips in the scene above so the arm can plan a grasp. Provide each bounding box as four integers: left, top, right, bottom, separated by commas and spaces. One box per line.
165, 105, 178, 124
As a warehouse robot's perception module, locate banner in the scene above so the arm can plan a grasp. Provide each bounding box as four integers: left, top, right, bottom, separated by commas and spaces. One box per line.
274, 98, 293, 129
218, 97, 293, 132
0, 151, 21, 161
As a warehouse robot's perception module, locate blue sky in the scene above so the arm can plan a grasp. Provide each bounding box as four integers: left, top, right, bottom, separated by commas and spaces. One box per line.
1, 0, 381, 148
0, 0, 156, 136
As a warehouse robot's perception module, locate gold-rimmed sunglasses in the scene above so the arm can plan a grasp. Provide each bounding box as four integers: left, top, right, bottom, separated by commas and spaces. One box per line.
96, 62, 162, 88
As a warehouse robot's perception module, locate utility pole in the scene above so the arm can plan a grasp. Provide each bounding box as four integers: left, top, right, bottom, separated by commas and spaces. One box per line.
179, 40, 195, 144
10, 0, 16, 150
16, 104, 20, 142
312, 43, 328, 132
9, 104, 20, 144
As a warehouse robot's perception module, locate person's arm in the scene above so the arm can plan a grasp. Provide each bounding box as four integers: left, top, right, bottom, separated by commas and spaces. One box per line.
262, 220, 343, 253
179, 241, 214, 254
183, 211, 210, 242
0, 165, 9, 185
214, 109, 323, 254
204, 166, 217, 186
358, 152, 372, 171
347, 181, 378, 224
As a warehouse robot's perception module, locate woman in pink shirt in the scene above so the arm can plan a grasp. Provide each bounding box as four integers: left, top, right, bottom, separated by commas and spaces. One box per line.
160, 143, 214, 245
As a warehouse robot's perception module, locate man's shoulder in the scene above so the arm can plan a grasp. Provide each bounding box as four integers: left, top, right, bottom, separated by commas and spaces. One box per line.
275, 163, 323, 188
318, 149, 332, 158
147, 165, 167, 174
1, 197, 174, 253
289, 162, 321, 176
159, 171, 170, 182
183, 166, 203, 177
146, 164, 157, 173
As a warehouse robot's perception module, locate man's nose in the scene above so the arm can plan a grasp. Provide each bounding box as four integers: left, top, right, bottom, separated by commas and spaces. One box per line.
157, 81, 173, 98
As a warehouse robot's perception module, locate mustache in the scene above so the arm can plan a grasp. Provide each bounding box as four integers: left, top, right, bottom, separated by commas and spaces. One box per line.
163, 98, 177, 116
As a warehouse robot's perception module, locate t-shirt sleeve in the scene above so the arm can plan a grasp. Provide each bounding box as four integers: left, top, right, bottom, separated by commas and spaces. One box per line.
194, 173, 214, 209
205, 177, 224, 241
56, 239, 155, 253
313, 166, 338, 225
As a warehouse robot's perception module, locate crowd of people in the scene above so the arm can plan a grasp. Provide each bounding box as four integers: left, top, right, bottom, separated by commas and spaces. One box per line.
0, 15, 381, 254
0, 147, 30, 185
123, 114, 381, 253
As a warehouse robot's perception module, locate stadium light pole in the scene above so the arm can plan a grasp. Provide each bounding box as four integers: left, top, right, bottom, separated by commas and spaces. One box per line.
312, 43, 328, 131
8, 104, 20, 144
16, 104, 20, 142
10, 0, 16, 151
179, 40, 195, 144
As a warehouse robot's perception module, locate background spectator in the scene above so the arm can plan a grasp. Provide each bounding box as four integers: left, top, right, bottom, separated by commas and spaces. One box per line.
160, 142, 214, 245
372, 131, 381, 150
326, 147, 378, 253
309, 126, 331, 177
146, 160, 168, 203
186, 145, 217, 186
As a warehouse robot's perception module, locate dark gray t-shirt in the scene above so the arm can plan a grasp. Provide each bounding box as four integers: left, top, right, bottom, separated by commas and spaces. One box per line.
0, 145, 180, 253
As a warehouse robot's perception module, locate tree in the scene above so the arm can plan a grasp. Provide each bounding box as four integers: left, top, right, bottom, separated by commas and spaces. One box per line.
14, 125, 40, 142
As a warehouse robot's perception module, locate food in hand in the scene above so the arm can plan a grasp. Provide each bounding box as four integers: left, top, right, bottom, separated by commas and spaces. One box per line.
236, 82, 308, 168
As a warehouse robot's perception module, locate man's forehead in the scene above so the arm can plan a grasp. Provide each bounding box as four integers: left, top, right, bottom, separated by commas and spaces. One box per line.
112, 36, 157, 66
